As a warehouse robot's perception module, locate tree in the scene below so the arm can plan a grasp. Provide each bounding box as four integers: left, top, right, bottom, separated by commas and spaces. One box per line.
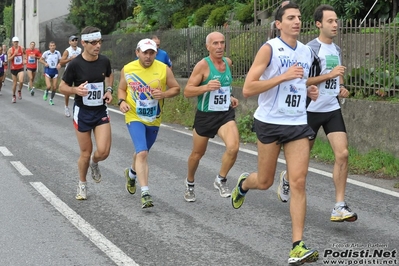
0, 0, 12, 25
135, 0, 184, 29
68, 0, 129, 34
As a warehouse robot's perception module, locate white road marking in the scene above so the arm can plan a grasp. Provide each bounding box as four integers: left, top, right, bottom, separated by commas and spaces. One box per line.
30, 182, 139, 266
0, 146, 13, 156
10, 161, 33, 176
163, 125, 399, 198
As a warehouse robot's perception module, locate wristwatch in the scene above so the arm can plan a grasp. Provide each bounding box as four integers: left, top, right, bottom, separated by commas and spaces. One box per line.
106, 87, 113, 94
117, 99, 125, 106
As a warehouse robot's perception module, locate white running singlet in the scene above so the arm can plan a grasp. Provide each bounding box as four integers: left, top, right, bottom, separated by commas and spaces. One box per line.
254, 37, 314, 125
307, 38, 341, 113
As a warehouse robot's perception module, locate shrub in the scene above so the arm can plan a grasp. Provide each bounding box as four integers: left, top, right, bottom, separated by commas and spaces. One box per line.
171, 10, 190, 29
229, 29, 265, 77
235, 3, 253, 25
194, 4, 215, 26
207, 6, 232, 27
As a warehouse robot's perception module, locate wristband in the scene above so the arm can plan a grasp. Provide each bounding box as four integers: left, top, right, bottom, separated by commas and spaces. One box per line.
339, 84, 345, 88
117, 99, 125, 106
106, 87, 113, 94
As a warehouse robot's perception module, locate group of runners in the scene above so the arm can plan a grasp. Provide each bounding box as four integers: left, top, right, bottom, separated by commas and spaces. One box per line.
1, 2, 359, 264
0, 35, 81, 116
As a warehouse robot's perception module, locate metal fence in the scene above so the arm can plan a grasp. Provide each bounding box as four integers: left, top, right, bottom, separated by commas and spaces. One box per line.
45, 19, 399, 97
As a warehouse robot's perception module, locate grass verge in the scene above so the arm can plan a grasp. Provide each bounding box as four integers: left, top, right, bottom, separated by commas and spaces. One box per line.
162, 96, 399, 188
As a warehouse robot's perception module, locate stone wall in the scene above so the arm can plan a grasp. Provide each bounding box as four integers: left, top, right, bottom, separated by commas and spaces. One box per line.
176, 78, 399, 158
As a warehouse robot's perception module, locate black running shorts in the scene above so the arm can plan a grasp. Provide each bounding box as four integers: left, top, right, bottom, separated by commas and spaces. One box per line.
254, 118, 314, 144
193, 107, 235, 138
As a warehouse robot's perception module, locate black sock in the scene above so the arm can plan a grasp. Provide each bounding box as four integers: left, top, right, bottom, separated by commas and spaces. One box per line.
130, 168, 136, 176
238, 179, 248, 194
293, 240, 302, 249
51, 90, 56, 99
218, 174, 227, 182
186, 179, 194, 187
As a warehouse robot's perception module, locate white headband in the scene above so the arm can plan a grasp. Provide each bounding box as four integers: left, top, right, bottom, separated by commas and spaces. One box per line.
81, 32, 102, 41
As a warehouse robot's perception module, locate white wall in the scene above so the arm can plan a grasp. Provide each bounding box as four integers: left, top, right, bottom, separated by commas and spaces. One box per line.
38, 0, 70, 23
13, 0, 71, 48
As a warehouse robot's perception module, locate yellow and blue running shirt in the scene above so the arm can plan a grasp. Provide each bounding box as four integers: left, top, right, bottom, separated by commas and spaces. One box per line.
197, 57, 232, 112
124, 60, 167, 126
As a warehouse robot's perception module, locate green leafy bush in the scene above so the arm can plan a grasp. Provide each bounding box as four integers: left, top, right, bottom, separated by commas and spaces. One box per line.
236, 109, 257, 144
193, 4, 215, 26
235, 3, 253, 25
171, 10, 191, 29
229, 30, 265, 77
207, 5, 231, 27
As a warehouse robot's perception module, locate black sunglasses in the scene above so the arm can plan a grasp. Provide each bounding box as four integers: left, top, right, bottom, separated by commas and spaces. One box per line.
85, 39, 103, 45
71, 38, 78, 41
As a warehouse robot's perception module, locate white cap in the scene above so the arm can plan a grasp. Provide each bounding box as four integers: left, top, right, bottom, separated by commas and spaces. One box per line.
136, 39, 157, 52
12, 36, 19, 42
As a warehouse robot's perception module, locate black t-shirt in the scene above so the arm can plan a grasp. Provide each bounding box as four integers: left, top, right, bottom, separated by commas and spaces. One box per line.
62, 54, 112, 109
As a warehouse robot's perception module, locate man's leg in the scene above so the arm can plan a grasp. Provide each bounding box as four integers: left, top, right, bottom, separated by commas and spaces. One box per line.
327, 132, 348, 203
284, 138, 319, 264
17, 71, 24, 98
214, 120, 240, 197
64, 93, 71, 116
49, 77, 57, 104
327, 131, 357, 222
184, 129, 209, 202
12, 73, 17, 96
92, 123, 112, 164
27, 70, 33, 89
187, 129, 209, 183
283, 138, 310, 243
43, 76, 51, 101
75, 129, 93, 183
75, 129, 92, 200
241, 140, 280, 191
217, 120, 239, 178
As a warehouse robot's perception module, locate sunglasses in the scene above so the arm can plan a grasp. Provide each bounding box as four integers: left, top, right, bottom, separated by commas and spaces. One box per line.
85, 39, 103, 45
71, 38, 78, 41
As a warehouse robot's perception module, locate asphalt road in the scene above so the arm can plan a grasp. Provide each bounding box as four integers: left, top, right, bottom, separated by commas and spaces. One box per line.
0, 79, 398, 266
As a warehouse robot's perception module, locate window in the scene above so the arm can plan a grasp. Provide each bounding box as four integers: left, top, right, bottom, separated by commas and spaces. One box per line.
33, 0, 37, 16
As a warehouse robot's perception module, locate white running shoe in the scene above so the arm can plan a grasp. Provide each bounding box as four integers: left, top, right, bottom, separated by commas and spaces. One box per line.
184, 180, 196, 202
214, 176, 231, 197
65, 107, 71, 117
331, 203, 358, 222
76, 181, 87, 200
90, 162, 102, 183
277, 170, 290, 202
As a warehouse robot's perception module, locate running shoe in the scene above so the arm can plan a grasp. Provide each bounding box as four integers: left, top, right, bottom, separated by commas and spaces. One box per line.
277, 170, 290, 203
64, 107, 71, 117
76, 181, 87, 200
30, 88, 35, 96
49, 99, 54, 105
43, 90, 48, 101
214, 176, 231, 197
90, 162, 102, 183
288, 241, 319, 265
141, 192, 154, 208
18, 90, 22, 100
124, 168, 136, 194
184, 180, 196, 202
231, 172, 249, 209
12, 96, 16, 103
330, 203, 358, 222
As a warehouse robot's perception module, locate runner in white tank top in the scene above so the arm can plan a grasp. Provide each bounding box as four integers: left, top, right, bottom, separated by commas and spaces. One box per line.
60, 35, 82, 117
230, 2, 320, 265
305, 5, 357, 223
